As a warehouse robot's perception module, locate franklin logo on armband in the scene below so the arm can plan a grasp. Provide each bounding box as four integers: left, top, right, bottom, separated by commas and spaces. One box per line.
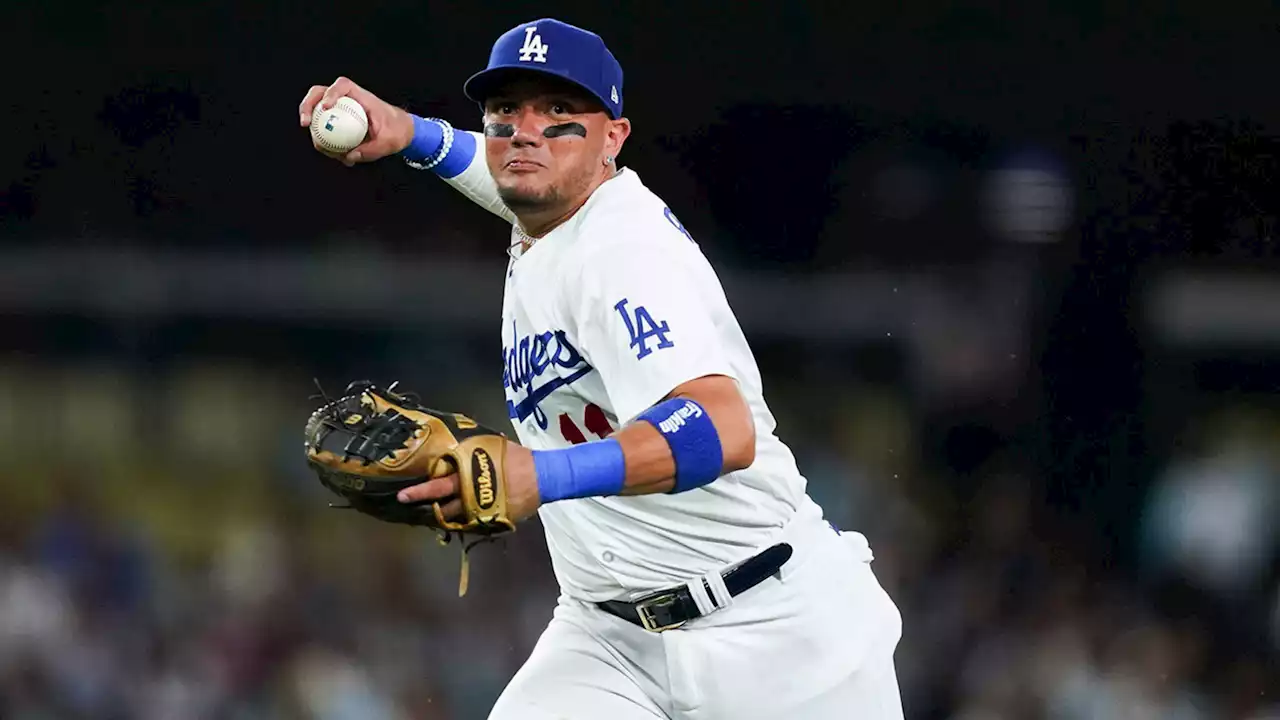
657, 400, 703, 434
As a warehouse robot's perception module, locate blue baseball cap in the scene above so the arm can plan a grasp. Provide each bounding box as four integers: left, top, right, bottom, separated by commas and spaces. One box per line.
463, 19, 624, 119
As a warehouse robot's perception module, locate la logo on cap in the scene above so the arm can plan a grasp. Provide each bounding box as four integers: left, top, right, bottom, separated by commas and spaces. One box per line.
518, 26, 549, 63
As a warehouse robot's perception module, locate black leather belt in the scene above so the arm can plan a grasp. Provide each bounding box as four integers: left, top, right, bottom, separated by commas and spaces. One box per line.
597, 543, 794, 632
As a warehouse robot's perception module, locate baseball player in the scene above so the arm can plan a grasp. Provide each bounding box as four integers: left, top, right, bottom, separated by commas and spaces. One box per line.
299, 18, 905, 720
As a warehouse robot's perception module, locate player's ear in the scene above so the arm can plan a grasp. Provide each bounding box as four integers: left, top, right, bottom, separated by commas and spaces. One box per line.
605, 117, 631, 161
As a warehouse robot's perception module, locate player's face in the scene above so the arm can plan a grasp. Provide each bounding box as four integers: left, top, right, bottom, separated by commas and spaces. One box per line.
481, 77, 621, 213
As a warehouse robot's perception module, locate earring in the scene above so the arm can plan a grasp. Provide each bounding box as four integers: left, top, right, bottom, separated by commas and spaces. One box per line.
604, 155, 613, 165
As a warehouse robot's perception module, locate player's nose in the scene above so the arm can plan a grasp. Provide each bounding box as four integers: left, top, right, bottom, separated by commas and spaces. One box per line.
509, 108, 548, 145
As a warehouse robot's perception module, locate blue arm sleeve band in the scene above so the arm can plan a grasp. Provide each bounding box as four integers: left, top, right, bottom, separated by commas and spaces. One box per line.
400, 116, 476, 179
635, 398, 724, 493
533, 438, 627, 504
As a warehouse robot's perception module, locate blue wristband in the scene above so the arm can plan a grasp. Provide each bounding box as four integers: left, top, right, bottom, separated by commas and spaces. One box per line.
402, 115, 442, 164
401, 116, 476, 179
533, 438, 627, 504
636, 398, 724, 493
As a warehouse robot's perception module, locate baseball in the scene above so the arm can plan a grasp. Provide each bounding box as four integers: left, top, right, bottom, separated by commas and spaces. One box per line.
311, 97, 369, 154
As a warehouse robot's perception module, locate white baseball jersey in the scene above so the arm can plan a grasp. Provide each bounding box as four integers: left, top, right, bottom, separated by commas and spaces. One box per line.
441, 133, 827, 602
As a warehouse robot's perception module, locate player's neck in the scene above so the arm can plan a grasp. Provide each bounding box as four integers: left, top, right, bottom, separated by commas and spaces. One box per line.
517, 167, 620, 240
516, 200, 589, 240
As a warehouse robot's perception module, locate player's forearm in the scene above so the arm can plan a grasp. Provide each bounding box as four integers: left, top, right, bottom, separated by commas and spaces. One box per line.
532, 377, 756, 502
617, 379, 756, 495
613, 422, 677, 494
398, 115, 516, 223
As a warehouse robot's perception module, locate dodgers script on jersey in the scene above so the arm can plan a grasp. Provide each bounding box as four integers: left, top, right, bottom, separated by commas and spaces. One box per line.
441, 136, 827, 602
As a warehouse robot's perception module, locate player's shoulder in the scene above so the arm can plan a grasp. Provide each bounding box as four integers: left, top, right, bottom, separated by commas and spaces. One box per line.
573, 169, 707, 269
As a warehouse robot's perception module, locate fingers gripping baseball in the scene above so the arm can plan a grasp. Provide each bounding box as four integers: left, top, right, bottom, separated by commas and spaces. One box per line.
297, 85, 327, 125
299, 77, 415, 166
296, 77, 364, 125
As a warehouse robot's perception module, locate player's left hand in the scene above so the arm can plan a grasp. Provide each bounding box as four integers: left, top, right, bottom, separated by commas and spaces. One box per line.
303, 381, 529, 536
395, 440, 542, 524
302, 381, 542, 596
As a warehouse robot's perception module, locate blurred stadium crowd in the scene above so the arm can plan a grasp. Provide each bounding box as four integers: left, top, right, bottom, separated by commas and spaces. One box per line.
0, 352, 1276, 719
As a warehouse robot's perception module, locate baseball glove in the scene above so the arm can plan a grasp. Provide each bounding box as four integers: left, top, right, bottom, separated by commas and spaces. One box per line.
303, 380, 515, 595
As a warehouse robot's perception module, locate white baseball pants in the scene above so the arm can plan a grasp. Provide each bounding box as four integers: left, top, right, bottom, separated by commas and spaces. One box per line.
487, 518, 905, 720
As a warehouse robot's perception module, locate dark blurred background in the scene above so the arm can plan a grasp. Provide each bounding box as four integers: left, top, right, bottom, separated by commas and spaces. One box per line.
3, 1, 1280, 718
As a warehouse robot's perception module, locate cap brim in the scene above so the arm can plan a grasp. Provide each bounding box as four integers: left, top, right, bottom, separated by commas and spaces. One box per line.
463, 65, 617, 118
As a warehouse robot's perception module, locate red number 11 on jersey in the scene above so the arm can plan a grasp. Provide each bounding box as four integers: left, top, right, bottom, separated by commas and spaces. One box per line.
559, 403, 615, 444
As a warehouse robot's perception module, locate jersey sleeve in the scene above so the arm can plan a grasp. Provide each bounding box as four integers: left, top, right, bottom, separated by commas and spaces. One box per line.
572, 237, 739, 424
439, 131, 518, 224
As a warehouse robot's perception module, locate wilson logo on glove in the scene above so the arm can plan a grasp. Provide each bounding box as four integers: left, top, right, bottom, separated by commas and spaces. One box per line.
473, 449, 497, 509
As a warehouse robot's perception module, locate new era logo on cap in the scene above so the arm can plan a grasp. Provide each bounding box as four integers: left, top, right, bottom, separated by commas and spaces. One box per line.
463, 18, 625, 119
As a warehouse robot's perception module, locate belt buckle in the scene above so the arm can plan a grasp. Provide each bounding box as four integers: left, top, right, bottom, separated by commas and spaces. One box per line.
635, 592, 685, 633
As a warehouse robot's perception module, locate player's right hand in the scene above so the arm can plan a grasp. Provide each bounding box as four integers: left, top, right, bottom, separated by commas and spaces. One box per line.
299, 77, 416, 167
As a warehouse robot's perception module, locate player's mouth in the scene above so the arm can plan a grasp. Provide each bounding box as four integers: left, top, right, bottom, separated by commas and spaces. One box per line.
505, 159, 544, 172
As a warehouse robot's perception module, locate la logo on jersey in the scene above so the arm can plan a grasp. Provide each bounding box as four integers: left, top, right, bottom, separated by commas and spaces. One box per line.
614, 298, 674, 360
518, 26, 549, 63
